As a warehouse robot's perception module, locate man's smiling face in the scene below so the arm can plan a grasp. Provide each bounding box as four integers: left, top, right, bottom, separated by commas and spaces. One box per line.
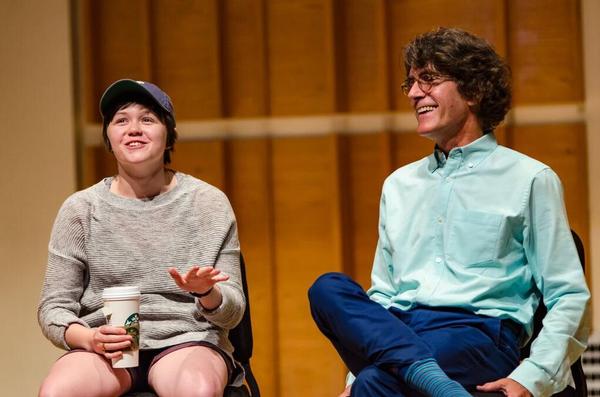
406, 67, 481, 149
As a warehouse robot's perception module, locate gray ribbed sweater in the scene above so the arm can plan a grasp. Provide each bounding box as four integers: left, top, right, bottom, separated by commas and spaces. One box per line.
38, 172, 245, 361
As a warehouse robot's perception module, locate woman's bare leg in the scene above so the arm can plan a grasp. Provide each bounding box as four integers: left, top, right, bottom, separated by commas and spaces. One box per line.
149, 346, 228, 397
39, 351, 131, 397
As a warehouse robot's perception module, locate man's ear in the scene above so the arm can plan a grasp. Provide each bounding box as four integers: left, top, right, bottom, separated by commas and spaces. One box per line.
466, 94, 480, 107
467, 94, 482, 112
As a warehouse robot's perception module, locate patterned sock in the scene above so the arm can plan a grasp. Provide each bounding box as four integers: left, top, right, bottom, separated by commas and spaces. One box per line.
404, 358, 471, 397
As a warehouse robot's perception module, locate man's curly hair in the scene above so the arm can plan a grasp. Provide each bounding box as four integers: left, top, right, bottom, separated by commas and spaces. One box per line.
403, 27, 511, 133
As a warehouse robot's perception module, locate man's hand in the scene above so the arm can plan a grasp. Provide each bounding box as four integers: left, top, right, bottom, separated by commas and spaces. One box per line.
477, 378, 532, 397
338, 385, 351, 397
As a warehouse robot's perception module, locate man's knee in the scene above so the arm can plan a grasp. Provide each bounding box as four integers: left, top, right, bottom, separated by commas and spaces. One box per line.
308, 272, 354, 306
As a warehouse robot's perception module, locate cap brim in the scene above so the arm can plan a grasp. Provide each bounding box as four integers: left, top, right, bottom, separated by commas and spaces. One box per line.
99, 79, 164, 119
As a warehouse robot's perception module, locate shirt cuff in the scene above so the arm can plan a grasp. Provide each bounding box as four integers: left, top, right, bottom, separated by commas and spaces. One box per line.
346, 372, 355, 386
509, 359, 557, 397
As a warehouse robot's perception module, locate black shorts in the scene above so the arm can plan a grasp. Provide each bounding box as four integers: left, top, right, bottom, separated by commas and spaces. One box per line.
61, 341, 235, 393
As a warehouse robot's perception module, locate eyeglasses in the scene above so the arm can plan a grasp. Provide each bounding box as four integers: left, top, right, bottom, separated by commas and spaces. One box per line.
401, 72, 452, 95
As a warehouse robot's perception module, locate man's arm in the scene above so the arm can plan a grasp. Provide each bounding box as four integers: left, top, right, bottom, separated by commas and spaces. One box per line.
505, 169, 590, 396
367, 189, 398, 307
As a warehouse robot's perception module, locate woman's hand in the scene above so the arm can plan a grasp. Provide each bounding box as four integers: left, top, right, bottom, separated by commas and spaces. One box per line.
168, 265, 230, 310
168, 265, 229, 296
91, 325, 133, 360
64, 323, 132, 360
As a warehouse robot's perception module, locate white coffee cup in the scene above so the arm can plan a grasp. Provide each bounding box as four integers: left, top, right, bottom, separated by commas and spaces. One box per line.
102, 286, 141, 368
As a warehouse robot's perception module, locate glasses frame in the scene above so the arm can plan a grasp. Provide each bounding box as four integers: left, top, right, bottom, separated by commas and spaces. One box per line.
401, 72, 453, 95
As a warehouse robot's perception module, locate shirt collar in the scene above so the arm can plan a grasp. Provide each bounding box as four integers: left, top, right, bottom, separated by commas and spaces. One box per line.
427, 133, 498, 173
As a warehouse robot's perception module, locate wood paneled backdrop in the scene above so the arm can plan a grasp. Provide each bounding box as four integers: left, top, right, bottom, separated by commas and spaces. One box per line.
74, 1, 588, 396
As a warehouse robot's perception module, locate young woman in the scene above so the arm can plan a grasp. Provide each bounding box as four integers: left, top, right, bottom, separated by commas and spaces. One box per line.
38, 79, 245, 397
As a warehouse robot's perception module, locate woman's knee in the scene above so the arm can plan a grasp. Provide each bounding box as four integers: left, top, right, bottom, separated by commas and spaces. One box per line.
150, 346, 228, 397
38, 375, 105, 397
169, 377, 224, 397
38, 377, 65, 397
39, 353, 130, 397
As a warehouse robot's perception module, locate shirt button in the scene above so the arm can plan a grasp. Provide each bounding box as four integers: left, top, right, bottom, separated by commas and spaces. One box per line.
435, 257, 442, 263
437, 217, 443, 223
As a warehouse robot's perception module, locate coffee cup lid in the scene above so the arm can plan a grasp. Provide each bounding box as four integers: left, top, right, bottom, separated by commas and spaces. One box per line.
102, 286, 141, 300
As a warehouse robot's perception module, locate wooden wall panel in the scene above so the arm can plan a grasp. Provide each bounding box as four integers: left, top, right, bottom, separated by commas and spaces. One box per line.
267, 0, 336, 115
388, 0, 506, 112
86, 0, 152, 123
221, 0, 269, 117
507, 0, 583, 105
226, 138, 278, 397
82, 146, 117, 187
77, 0, 99, 126
336, 0, 392, 288
494, 125, 508, 147
271, 136, 345, 396
170, 140, 226, 190
149, 0, 222, 119
335, 0, 389, 112
510, 123, 590, 264
340, 133, 392, 289
392, 132, 434, 168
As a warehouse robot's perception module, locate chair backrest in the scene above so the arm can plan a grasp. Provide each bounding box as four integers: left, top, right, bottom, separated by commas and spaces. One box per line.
568, 230, 587, 396
227, 254, 261, 397
520, 230, 587, 397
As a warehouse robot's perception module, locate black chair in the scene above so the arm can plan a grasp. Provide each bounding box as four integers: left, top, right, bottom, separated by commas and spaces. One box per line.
125, 254, 260, 397
225, 254, 261, 397
472, 230, 587, 397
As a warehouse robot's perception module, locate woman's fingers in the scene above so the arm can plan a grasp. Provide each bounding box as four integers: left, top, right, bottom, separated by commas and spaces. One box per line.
167, 267, 185, 286
212, 273, 229, 282
97, 324, 128, 336
93, 326, 132, 356
103, 339, 132, 353
169, 265, 229, 295
194, 266, 215, 277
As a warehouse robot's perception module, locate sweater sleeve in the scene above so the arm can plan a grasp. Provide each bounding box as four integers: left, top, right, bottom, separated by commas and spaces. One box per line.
195, 194, 246, 330
37, 196, 90, 350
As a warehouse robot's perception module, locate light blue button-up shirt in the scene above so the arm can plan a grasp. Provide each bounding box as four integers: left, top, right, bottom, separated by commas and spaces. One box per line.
368, 133, 590, 396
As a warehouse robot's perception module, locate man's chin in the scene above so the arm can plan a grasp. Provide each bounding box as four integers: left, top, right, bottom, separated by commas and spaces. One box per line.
416, 128, 437, 141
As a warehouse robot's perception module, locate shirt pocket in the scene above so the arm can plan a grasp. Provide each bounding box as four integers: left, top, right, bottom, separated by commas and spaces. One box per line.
447, 210, 503, 266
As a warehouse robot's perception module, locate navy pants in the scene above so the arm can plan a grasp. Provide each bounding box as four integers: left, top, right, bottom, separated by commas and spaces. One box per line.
308, 273, 521, 397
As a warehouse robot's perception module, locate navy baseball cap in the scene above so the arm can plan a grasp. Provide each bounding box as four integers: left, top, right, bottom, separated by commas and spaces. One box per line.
99, 79, 175, 122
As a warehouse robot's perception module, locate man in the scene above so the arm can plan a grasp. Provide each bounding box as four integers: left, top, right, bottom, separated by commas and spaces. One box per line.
308, 27, 590, 397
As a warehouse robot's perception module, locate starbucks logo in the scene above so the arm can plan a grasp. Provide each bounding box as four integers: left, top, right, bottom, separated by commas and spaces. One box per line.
124, 312, 140, 350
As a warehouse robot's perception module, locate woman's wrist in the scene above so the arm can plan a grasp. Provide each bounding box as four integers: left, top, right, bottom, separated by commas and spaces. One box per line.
65, 323, 95, 351
193, 286, 223, 311
189, 286, 214, 298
